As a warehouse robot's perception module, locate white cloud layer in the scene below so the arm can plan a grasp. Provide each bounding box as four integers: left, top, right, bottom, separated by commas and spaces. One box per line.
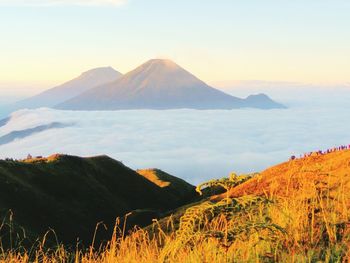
0, 0, 127, 6
0, 88, 349, 185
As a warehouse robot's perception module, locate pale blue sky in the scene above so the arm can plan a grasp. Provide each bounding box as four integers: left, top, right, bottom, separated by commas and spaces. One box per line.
0, 0, 349, 95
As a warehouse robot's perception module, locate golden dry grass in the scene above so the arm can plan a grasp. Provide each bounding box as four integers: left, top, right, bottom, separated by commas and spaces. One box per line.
22, 153, 63, 163
1, 150, 350, 262
223, 149, 350, 198
137, 169, 171, 188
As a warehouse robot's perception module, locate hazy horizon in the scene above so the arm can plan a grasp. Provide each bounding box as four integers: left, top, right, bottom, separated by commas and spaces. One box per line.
1, 0, 350, 96
1, 71, 349, 99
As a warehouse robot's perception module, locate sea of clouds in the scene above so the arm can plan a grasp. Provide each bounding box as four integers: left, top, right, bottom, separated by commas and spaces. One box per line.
0, 87, 349, 184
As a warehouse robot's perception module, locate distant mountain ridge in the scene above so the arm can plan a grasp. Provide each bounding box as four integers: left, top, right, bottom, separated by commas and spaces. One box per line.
12, 67, 122, 109
57, 59, 285, 110
0, 122, 71, 145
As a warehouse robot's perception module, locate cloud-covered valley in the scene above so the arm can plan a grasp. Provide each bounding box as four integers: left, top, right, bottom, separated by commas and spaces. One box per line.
0, 89, 349, 184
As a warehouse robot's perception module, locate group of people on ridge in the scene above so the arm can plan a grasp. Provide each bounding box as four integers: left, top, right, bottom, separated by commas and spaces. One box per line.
290, 144, 350, 161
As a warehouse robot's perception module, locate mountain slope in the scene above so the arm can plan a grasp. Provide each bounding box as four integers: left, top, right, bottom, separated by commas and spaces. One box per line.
57, 59, 284, 110
0, 154, 197, 245
13, 67, 122, 109
143, 148, 350, 262
137, 168, 197, 205
153, 148, 350, 229
219, 149, 350, 199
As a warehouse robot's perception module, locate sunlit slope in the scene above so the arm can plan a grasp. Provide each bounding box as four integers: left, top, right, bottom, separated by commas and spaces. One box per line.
224, 149, 350, 198
137, 168, 197, 204
154, 149, 350, 261
0, 154, 196, 245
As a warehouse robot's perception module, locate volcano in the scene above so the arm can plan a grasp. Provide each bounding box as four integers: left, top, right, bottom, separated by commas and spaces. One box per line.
57, 59, 284, 110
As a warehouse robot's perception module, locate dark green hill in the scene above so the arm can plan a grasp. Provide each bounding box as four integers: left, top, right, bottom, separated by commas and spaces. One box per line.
0, 154, 197, 247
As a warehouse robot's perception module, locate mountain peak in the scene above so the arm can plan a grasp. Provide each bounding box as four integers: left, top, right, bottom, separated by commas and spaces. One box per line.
113, 58, 201, 93
56, 59, 285, 110
12, 67, 122, 109
80, 66, 119, 78
144, 58, 178, 67
246, 93, 269, 99
244, 93, 286, 109
136, 59, 182, 73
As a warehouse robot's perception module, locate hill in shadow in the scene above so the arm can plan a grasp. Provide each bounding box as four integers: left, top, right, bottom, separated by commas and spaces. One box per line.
0, 154, 198, 247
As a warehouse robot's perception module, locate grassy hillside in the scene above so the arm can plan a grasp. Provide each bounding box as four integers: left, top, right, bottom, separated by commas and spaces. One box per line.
120, 150, 350, 262
222, 149, 350, 199
137, 168, 197, 205
0, 154, 197, 247
1, 149, 350, 262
